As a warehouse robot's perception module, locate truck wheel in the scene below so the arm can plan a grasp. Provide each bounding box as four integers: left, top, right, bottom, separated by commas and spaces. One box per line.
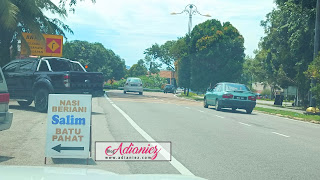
34, 89, 49, 112
246, 108, 253, 114
124, 91, 126, 94
18, 99, 33, 107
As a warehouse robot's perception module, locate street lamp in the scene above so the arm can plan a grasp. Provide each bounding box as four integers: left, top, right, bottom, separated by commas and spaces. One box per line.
171, 4, 211, 35
171, 4, 210, 95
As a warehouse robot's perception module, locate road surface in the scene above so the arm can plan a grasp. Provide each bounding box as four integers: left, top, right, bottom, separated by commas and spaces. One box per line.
1, 90, 320, 179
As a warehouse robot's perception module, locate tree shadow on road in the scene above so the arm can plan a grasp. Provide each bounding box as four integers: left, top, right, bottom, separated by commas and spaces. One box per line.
0, 156, 14, 163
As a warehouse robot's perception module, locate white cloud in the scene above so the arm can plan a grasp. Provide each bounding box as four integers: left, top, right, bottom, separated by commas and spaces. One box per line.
49, 0, 276, 65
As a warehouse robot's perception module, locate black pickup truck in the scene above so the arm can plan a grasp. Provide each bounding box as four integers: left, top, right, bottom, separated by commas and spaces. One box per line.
2, 57, 104, 112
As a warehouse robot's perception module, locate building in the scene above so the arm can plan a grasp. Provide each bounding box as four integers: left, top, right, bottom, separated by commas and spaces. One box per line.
159, 71, 177, 86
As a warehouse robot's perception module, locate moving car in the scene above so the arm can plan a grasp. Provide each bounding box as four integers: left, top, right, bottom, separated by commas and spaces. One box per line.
204, 82, 256, 114
2, 57, 104, 112
164, 84, 176, 94
124, 77, 143, 95
0, 68, 13, 131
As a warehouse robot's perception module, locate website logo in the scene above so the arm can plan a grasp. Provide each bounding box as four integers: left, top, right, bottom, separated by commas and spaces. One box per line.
95, 141, 171, 161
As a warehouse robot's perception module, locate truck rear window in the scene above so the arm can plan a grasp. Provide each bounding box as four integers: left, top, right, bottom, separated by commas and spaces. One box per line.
48, 59, 71, 71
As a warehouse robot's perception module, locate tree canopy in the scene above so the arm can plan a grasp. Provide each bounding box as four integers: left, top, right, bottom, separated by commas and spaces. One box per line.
63, 40, 126, 80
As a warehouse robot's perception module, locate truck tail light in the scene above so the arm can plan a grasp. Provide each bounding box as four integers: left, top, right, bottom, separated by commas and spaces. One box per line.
63, 74, 70, 88
222, 94, 233, 98
0, 93, 10, 103
248, 96, 256, 101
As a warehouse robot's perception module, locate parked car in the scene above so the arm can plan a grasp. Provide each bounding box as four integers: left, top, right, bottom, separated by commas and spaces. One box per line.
2, 57, 104, 112
0, 68, 13, 131
204, 82, 256, 114
164, 84, 176, 94
124, 77, 143, 95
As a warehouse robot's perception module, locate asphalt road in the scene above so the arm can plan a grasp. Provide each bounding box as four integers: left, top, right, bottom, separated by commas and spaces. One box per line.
1, 90, 320, 180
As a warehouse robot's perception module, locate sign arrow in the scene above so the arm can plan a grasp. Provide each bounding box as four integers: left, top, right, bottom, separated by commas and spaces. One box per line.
52, 144, 84, 153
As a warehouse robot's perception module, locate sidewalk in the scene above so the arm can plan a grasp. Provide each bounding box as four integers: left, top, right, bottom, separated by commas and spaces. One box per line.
256, 100, 305, 114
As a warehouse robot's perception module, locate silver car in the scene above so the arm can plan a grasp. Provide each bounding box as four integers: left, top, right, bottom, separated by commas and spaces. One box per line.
124, 77, 143, 95
0, 68, 13, 131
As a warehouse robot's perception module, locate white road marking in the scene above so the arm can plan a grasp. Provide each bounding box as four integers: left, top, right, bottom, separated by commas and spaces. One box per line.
161, 100, 164, 101
238, 122, 251, 126
215, 115, 224, 118
185, 107, 191, 109
198, 110, 204, 113
271, 132, 290, 138
154, 98, 158, 99
104, 94, 194, 176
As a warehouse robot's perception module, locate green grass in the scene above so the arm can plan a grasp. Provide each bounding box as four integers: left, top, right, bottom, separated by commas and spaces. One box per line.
254, 107, 320, 123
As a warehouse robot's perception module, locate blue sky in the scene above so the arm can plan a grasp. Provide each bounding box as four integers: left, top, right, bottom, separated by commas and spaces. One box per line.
51, 0, 276, 66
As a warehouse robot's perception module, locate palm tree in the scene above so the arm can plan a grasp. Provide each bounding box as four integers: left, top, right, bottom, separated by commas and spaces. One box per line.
0, 0, 73, 66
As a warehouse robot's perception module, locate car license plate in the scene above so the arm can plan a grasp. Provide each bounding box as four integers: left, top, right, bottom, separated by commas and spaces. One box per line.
234, 96, 246, 100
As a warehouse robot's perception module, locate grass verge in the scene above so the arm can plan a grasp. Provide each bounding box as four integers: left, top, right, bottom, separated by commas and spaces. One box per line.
254, 107, 320, 124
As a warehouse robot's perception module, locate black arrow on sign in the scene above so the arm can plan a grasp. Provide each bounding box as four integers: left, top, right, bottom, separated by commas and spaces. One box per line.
52, 144, 84, 153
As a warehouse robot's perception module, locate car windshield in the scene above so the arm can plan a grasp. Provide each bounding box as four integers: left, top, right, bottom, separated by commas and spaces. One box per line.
2, 1, 320, 180
225, 84, 250, 91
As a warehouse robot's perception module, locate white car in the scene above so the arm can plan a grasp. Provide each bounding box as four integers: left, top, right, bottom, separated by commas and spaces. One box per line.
0, 68, 13, 131
124, 77, 143, 95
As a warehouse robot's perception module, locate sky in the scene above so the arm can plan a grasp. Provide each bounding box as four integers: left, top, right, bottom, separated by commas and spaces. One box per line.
50, 0, 276, 66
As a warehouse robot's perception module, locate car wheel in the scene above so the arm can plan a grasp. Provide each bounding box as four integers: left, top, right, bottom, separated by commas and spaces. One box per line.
215, 99, 221, 111
34, 88, 49, 112
232, 108, 237, 112
18, 99, 33, 107
204, 98, 208, 108
246, 108, 253, 114
139, 92, 143, 95
124, 91, 126, 94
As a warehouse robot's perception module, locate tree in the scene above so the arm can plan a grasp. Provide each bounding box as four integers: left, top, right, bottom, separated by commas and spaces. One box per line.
144, 40, 176, 71
127, 59, 148, 77
144, 55, 161, 74
171, 37, 189, 94
0, 0, 94, 67
305, 54, 320, 106
63, 40, 126, 80
0, 0, 75, 66
188, 19, 245, 92
257, 0, 316, 104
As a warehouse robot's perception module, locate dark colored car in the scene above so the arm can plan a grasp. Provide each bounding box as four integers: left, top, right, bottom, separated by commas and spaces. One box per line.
2, 57, 104, 112
164, 84, 176, 94
204, 82, 256, 114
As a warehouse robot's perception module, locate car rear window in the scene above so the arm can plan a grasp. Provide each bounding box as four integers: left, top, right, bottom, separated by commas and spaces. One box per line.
225, 84, 249, 91
128, 79, 141, 83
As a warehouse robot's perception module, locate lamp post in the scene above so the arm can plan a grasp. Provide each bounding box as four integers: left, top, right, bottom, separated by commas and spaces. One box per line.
171, 4, 210, 95
171, 4, 211, 35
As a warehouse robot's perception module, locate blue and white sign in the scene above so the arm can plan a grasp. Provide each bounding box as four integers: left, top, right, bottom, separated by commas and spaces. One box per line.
45, 94, 92, 158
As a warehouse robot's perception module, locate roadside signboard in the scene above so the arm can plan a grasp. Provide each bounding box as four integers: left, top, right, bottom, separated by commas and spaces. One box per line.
45, 94, 92, 159
21, 33, 63, 57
